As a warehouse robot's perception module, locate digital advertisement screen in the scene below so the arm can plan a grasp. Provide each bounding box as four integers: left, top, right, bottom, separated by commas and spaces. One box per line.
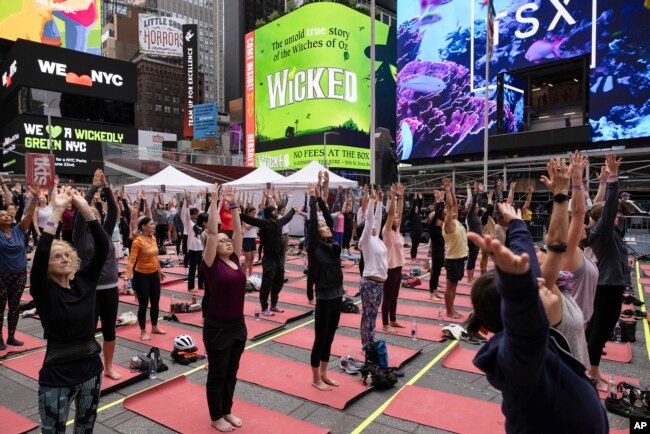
396, 0, 598, 160
247, 2, 394, 171
498, 72, 525, 134
0, 0, 102, 55
589, 1, 650, 142
2, 115, 137, 176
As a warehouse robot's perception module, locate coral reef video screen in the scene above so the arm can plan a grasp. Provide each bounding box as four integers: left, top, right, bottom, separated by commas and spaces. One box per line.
397, 0, 650, 160
250, 2, 395, 170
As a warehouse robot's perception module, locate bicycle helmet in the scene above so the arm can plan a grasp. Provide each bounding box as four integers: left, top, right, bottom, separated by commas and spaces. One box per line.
173, 334, 196, 351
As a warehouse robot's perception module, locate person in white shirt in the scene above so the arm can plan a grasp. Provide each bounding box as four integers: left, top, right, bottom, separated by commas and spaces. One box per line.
242, 207, 259, 277
357, 186, 388, 346
181, 192, 204, 293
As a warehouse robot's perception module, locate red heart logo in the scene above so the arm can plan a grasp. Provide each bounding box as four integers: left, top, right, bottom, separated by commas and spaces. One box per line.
4, 75, 10, 88
66, 72, 92, 87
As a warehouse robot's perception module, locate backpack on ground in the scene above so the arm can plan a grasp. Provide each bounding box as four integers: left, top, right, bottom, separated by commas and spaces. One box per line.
360, 363, 397, 389
363, 340, 388, 369
342, 297, 359, 314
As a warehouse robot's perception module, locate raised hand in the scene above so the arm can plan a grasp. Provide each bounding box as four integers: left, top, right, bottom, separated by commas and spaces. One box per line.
71, 189, 91, 212
467, 233, 530, 276
210, 183, 220, 199
223, 186, 235, 203
308, 183, 316, 196
442, 178, 451, 189
498, 202, 522, 225
322, 171, 329, 182
598, 165, 609, 183
568, 150, 588, 184
540, 158, 569, 194
396, 183, 405, 197
605, 154, 621, 176
53, 186, 74, 210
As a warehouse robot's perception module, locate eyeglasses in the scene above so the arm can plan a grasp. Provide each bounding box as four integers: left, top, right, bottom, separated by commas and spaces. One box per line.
50, 252, 72, 262
218, 238, 233, 245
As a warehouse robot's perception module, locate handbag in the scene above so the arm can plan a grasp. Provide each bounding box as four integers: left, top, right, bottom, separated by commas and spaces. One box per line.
44, 339, 102, 365
363, 340, 389, 369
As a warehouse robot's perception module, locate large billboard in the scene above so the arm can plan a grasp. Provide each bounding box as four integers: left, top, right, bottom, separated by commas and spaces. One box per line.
396, 0, 650, 160
247, 2, 394, 171
2, 115, 137, 176
0, 39, 137, 104
193, 102, 218, 139
0, 0, 102, 55
139, 14, 185, 58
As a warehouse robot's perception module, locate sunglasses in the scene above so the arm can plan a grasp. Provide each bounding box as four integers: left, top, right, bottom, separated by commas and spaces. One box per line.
218, 238, 233, 245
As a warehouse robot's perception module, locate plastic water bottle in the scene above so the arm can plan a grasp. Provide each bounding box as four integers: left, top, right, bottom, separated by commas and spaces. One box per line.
366, 372, 373, 388
608, 374, 617, 399
149, 354, 158, 380
411, 318, 417, 341
614, 321, 622, 343
254, 307, 260, 321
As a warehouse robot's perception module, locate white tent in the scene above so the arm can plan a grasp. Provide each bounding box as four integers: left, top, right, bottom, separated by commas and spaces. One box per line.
123, 165, 211, 194
224, 166, 285, 191
272, 160, 358, 190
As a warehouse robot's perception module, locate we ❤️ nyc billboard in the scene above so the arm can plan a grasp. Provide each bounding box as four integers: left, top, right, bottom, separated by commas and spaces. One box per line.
0, 39, 136, 104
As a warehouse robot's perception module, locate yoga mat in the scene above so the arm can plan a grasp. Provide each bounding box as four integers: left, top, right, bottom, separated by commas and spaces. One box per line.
0, 404, 38, 434
399, 289, 473, 308
116, 321, 205, 354
161, 280, 204, 296
123, 376, 329, 434
442, 345, 484, 376
409, 279, 473, 296
172, 311, 285, 341
274, 328, 421, 368
602, 342, 633, 363
120, 294, 175, 313
384, 385, 506, 433
0, 330, 45, 361
261, 290, 314, 308
343, 273, 362, 283
284, 270, 305, 279
238, 351, 369, 410
337, 314, 445, 342
397, 303, 470, 324
243, 300, 312, 324
2, 351, 147, 396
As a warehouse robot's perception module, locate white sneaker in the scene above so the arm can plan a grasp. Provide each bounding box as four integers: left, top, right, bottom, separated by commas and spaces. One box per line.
22, 308, 37, 318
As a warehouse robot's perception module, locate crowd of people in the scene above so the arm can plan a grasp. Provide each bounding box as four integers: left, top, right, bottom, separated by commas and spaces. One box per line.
0, 152, 635, 432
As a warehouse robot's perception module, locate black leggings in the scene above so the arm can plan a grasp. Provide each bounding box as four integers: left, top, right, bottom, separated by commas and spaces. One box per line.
429, 252, 444, 293
467, 241, 479, 271
204, 318, 247, 421
155, 224, 167, 247
260, 257, 284, 311
0, 268, 27, 338
342, 228, 353, 250
382, 267, 402, 325
95, 287, 119, 341
311, 297, 342, 367
182, 235, 189, 267
187, 250, 204, 290
586, 285, 624, 367
410, 232, 421, 259
132, 271, 161, 330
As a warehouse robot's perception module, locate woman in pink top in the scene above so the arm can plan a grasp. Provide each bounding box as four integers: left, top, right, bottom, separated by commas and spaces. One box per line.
330, 203, 347, 247
381, 184, 406, 332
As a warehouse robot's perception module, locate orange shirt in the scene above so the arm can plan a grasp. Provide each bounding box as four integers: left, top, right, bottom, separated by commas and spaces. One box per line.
126, 235, 160, 276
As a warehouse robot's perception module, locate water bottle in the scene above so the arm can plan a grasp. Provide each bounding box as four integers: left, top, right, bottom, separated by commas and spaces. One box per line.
608, 374, 617, 399
254, 307, 260, 321
126, 278, 132, 290
614, 321, 622, 343
366, 372, 373, 388
411, 318, 417, 341
149, 354, 158, 379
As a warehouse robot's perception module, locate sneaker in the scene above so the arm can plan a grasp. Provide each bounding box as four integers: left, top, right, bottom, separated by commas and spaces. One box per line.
270, 306, 284, 313
7, 337, 24, 346
22, 308, 37, 318
634, 310, 646, 320
460, 332, 481, 345
623, 295, 643, 306
346, 355, 364, 370
339, 356, 360, 374
261, 309, 275, 317
389, 367, 405, 377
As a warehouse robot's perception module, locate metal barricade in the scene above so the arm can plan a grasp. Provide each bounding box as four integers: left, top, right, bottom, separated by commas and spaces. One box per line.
622, 215, 650, 245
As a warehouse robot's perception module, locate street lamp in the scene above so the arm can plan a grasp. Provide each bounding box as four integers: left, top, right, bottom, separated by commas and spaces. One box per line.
39, 96, 62, 155
323, 132, 339, 168
230, 130, 243, 166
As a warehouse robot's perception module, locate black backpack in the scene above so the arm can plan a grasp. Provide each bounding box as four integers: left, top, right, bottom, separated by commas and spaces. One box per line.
360, 363, 397, 389
342, 297, 359, 314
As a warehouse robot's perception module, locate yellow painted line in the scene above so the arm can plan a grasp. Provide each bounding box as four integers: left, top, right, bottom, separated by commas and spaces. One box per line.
349, 340, 458, 434
634, 261, 650, 364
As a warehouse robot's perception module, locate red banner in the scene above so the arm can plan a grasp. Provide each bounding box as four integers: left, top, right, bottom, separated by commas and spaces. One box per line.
244, 32, 255, 168
25, 153, 55, 189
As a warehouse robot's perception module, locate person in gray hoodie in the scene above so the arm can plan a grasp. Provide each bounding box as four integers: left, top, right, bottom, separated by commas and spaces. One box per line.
72, 169, 121, 380
585, 154, 630, 391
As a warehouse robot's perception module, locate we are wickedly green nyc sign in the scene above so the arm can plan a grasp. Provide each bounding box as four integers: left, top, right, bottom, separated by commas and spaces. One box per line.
248, 2, 391, 171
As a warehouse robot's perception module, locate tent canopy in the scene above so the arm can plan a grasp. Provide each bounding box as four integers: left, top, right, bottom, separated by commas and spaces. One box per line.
273, 160, 358, 190
224, 166, 285, 190
124, 166, 211, 194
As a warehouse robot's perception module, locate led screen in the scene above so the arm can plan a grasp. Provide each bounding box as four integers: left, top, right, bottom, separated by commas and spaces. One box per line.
498, 72, 525, 134
0, 0, 102, 55
397, 0, 597, 160
248, 2, 394, 171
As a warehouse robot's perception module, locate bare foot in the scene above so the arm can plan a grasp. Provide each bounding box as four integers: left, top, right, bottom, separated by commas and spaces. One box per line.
321, 376, 339, 387
104, 369, 122, 380
432, 292, 444, 300
224, 414, 243, 428
447, 312, 462, 319
382, 325, 396, 333
312, 380, 332, 391
140, 333, 151, 341
390, 321, 405, 328
151, 327, 166, 335
595, 379, 608, 392
308, 299, 316, 306
211, 418, 235, 432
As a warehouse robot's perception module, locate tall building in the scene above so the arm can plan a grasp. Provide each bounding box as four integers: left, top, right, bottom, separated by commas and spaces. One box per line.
155, 0, 224, 106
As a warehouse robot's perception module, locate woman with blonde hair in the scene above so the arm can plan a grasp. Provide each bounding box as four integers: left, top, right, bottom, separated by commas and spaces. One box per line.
31, 186, 109, 433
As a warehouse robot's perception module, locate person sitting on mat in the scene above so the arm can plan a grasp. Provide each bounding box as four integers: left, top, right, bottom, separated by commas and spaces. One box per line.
124, 214, 166, 340
358, 186, 387, 346
239, 194, 297, 317
73, 169, 122, 380
466, 203, 608, 434
381, 184, 406, 332
202, 184, 246, 432
31, 186, 110, 433
307, 182, 344, 391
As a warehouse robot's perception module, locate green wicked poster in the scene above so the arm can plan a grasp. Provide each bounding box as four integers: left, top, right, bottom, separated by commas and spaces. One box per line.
252, 2, 391, 170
